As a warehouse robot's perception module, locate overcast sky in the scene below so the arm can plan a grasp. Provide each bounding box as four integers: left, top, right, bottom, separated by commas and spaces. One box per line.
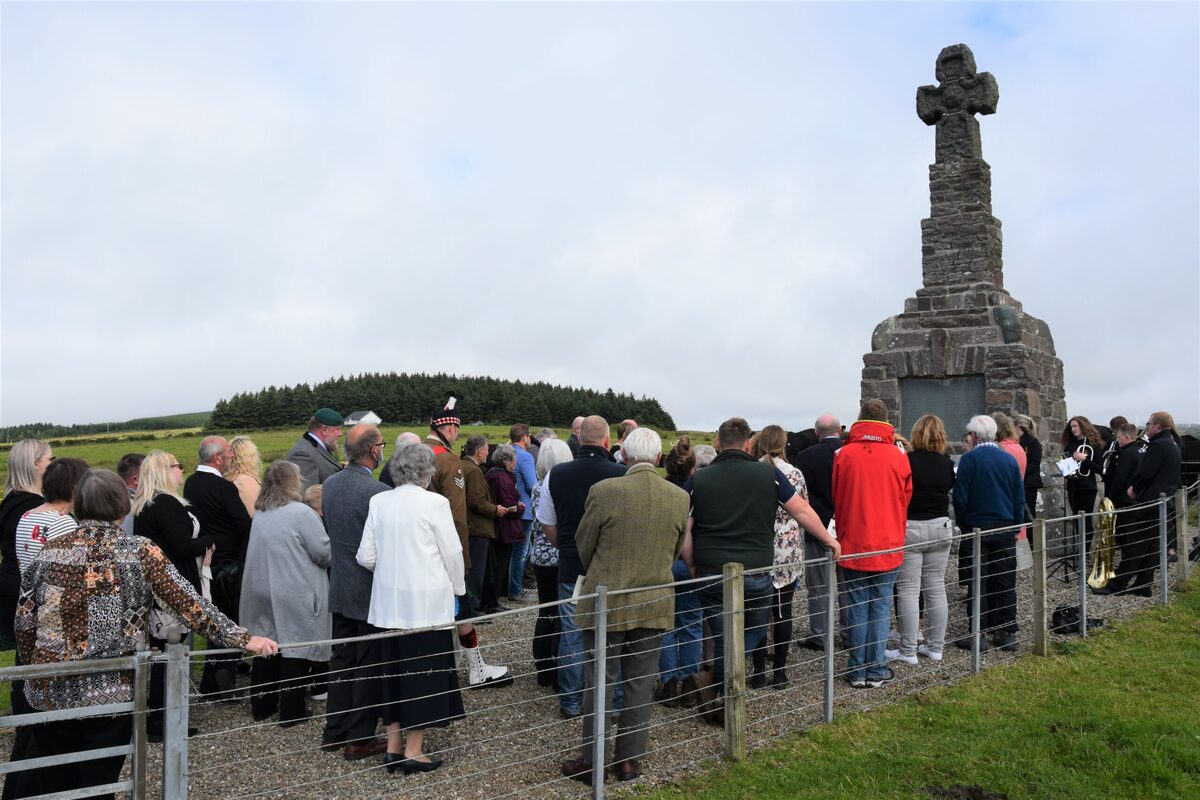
2, 2, 1197, 431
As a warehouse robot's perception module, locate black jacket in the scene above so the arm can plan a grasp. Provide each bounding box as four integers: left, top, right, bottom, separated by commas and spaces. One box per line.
547, 445, 625, 584
1062, 436, 1101, 490
1133, 430, 1181, 503
1019, 432, 1044, 489
1103, 441, 1141, 508
182, 470, 251, 564
795, 436, 842, 529
133, 493, 212, 591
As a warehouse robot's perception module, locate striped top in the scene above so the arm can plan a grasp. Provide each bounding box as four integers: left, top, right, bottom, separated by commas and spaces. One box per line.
14, 509, 78, 574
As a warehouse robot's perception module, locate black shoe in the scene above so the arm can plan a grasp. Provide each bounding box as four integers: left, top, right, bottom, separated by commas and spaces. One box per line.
952, 636, 988, 652
400, 756, 443, 775
797, 635, 826, 651
771, 670, 790, 690
383, 752, 405, 775
1091, 585, 1118, 596
992, 631, 1018, 652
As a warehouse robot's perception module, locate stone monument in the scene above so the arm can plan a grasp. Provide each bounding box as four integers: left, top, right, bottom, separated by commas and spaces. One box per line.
860, 44, 1066, 448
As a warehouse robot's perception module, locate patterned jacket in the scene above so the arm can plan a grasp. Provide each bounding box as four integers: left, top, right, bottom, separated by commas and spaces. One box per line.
16, 520, 250, 711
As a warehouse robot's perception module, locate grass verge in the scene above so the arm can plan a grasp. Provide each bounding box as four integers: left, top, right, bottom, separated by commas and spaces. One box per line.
638, 581, 1200, 800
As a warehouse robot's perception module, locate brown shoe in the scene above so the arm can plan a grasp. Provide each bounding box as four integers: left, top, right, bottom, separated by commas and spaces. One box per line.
612, 759, 641, 782
561, 757, 595, 784
654, 677, 680, 707
679, 674, 701, 708
344, 738, 388, 761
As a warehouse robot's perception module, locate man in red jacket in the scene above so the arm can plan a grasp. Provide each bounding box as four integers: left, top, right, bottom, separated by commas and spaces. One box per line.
831, 399, 913, 688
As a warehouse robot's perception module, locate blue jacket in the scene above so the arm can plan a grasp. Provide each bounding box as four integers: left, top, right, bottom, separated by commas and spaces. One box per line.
514, 446, 537, 521
953, 443, 1024, 531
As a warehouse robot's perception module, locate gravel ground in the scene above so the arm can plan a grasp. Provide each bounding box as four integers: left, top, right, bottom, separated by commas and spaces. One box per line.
1, 536, 1178, 800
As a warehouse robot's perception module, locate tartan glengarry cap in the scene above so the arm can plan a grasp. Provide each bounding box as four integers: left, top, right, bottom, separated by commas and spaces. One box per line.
430, 396, 461, 429
313, 407, 343, 426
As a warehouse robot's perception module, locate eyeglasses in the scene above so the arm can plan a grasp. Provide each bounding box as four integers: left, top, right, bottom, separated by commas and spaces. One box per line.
374, 442, 386, 450
170, 463, 183, 469
1144, 422, 1160, 428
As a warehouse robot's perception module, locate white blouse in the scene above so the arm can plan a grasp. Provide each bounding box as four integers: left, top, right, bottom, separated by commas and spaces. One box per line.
357, 485, 465, 630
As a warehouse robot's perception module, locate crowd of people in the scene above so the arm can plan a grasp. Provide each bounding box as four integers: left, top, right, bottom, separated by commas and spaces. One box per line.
0, 400, 1187, 794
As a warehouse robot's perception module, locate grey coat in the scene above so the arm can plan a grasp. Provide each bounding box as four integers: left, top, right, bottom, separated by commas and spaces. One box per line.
321, 465, 390, 621
286, 433, 342, 489
239, 501, 332, 661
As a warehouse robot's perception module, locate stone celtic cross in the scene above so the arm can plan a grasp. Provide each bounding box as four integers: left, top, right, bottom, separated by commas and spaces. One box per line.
916, 44, 999, 162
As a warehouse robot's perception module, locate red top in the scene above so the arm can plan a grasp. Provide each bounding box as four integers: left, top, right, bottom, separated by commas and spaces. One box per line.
831, 420, 914, 572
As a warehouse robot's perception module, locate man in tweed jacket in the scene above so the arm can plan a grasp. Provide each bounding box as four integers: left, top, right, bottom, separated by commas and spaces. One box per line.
562, 427, 688, 784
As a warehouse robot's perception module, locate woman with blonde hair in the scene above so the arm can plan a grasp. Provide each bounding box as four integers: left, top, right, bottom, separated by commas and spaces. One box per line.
133, 450, 215, 739
224, 436, 263, 517
1, 438, 54, 651
749, 425, 807, 689
888, 415, 955, 663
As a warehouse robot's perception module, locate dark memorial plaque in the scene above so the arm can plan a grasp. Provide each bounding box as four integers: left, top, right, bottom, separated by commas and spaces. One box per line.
900, 376, 985, 438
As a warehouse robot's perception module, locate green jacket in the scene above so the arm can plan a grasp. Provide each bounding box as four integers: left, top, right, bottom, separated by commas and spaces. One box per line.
575, 463, 688, 631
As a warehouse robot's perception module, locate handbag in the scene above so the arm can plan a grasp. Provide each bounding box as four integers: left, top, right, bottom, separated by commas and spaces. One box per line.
148, 604, 188, 641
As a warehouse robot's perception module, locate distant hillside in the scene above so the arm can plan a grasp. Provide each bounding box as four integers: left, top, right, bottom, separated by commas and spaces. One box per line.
1, 412, 211, 442
207, 372, 675, 431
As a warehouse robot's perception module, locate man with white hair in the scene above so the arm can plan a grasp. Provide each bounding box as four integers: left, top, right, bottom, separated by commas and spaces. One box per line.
952, 414, 1025, 652
567, 416, 584, 457
378, 432, 422, 488
794, 414, 845, 649
561, 427, 687, 784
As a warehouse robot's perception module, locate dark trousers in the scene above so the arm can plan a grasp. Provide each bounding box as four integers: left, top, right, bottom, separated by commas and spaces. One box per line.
580, 628, 661, 764
7, 714, 131, 800
467, 537, 491, 616
1113, 506, 1159, 592
490, 539, 514, 607
250, 655, 317, 723
200, 561, 243, 695
2, 666, 33, 800
1066, 485, 1097, 545
533, 564, 560, 688
323, 614, 382, 745
1024, 487, 1040, 520
962, 531, 1018, 634
751, 581, 796, 674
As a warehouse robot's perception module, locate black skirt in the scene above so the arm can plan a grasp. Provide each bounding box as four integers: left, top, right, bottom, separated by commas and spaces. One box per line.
378, 629, 465, 730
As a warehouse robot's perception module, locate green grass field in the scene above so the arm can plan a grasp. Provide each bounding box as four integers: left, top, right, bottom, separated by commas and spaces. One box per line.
638, 580, 1200, 800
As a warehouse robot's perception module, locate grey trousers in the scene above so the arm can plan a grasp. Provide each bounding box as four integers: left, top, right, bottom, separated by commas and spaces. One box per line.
580, 628, 661, 764
804, 537, 850, 637
895, 517, 953, 655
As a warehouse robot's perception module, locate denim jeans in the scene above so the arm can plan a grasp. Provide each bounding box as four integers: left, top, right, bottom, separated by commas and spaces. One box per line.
508, 520, 533, 597
557, 581, 584, 714
658, 558, 703, 682
557, 580, 624, 715
839, 566, 898, 682
697, 570, 772, 686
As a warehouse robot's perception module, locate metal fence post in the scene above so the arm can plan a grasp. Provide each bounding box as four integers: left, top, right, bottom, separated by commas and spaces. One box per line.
721, 562, 746, 762
970, 530, 982, 674
1177, 487, 1191, 587
1076, 514, 1088, 638
1158, 494, 1169, 604
591, 586, 607, 800
132, 649, 150, 800
162, 637, 189, 800
1031, 519, 1049, 657
823, 553, 836, 724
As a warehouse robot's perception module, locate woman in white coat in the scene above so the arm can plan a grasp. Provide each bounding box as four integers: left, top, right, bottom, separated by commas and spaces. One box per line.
358, 443, 466, 775
240, 460, 331, 726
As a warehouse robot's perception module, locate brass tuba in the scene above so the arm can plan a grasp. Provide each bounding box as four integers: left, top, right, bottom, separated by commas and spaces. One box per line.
1087, 498, 1118, 589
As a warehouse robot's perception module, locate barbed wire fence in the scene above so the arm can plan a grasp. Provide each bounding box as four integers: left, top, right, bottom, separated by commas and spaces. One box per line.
1, 485, 1194, 800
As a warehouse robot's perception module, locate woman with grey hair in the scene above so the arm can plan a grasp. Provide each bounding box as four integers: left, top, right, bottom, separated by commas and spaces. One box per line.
1, 438, 53, 651
693, 444, 717, 469
486, 443, 525, 611
357, 443, 466, 774
531, 438, 573, 688
240, 460, 332, 726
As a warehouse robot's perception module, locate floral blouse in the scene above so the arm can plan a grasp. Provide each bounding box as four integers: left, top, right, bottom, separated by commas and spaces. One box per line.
530, 480, 558, 567
771, 456, 808, 588
16, 520, 250, 711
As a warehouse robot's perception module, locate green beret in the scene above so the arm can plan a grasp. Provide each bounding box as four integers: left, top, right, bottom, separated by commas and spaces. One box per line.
313, 407, 343, 426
